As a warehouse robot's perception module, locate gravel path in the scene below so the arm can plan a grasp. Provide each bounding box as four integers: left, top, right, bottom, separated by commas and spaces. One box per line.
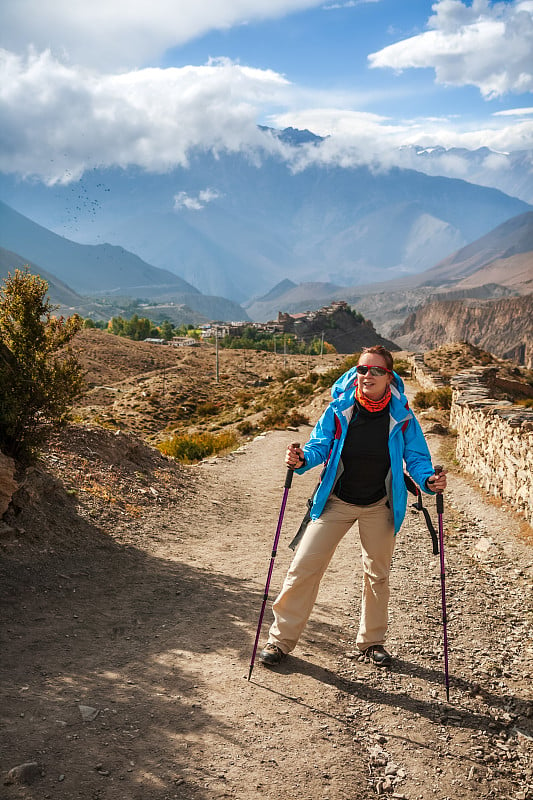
1, 423, 531, 799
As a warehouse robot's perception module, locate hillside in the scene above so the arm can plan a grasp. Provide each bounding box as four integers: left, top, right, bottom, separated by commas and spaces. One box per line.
412, 210, 533, 291
394, 294, 533, 367
454, 253, 533, 294
0, 247, 86, 308
278, 301, 399, 354
0, 200, 198, 295
70, 329, 347, 443
0, 201, 249, 322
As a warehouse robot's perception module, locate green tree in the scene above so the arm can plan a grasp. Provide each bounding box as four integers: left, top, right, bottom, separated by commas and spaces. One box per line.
109, 315, 126, 336
0, 269, 85, 459
108, 313, 151, 340
124, 313, 140, 338
160, 320, 174, 341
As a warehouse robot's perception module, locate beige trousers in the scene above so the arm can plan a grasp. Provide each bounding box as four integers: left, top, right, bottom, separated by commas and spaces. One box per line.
268, 494, 396, 654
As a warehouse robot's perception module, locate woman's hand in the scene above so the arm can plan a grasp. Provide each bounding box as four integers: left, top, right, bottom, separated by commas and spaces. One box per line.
286, 443, 305, 469
427, 469, 447, 492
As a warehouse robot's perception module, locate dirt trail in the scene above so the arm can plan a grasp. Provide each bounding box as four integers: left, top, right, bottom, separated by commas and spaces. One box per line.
1, 423, 532, 800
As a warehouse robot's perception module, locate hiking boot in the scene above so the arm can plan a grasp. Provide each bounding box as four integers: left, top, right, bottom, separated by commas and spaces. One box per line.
362, 644, 392, 667
258, 643, 287, 666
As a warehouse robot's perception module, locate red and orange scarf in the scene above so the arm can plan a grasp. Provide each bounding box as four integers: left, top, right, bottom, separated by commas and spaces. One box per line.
355, 382, 391, 413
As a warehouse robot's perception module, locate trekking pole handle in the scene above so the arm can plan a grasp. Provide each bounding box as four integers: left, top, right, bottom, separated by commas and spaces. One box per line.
434, 464, 444, 514
285, 442, 301, 489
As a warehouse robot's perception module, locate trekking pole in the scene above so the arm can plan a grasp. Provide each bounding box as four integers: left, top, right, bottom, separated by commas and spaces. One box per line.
434, 464, 450, 702
247, 445, 299, 681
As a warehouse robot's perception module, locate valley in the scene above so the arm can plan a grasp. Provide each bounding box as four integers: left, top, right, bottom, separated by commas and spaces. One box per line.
2, 196, 531, 373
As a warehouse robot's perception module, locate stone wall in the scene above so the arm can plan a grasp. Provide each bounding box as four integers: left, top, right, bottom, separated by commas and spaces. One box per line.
449, 369, 533, 525
407, 355, 533, 524
408, 354, 449, 390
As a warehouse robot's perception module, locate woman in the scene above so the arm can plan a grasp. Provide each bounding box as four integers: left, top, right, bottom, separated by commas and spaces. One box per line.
259, 345, 446, 668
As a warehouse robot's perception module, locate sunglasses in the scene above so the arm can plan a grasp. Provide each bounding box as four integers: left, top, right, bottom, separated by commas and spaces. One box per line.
356, 365, 393, 377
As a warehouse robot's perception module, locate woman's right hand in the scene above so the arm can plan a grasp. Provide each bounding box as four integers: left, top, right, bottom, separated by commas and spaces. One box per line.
286, 443, 305, 469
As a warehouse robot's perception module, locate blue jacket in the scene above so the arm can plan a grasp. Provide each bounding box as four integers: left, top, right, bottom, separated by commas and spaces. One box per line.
296, 367, 436, 534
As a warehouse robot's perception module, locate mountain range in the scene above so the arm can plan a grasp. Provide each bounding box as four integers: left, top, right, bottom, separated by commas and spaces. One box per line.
0, 136, 530, 305
245, 211, 533, 334
0, 201, 249, 323
2, 197, 530, 366
1, 130, 532, 364
402, 146, 533, 206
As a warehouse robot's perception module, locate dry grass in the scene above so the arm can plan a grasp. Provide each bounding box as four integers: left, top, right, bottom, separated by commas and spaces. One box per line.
157, 430, 239, 463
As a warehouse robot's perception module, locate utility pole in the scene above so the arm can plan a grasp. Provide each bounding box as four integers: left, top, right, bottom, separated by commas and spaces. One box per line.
283, 335, 287, 369
215, 327, 219, 383
320, 331, 324, 359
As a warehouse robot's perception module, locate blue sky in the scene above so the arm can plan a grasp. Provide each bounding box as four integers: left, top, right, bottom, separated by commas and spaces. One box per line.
160, 1, 463, 117
0, 0, 532, 186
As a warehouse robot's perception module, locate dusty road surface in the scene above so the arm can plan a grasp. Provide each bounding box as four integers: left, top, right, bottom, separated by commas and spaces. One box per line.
1, 422, 532, 800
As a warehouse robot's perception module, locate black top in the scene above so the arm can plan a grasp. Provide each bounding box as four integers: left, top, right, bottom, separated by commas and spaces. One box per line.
333, 400, 391, 506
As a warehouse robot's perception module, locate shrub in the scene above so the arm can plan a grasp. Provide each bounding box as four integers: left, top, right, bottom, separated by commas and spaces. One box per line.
294, 381, 314, 397
413, 387, 453, 410
197, 401, 220, 417
393, 358, 410, 377
276, 368, 298, 382
0, 269, 84, 459
287, 410, 309, 426
157, 430, 238, 463
235, 390, 253, 406
317, 354, 360, 387
261, 408, 309, 429
237, 420, 258, 435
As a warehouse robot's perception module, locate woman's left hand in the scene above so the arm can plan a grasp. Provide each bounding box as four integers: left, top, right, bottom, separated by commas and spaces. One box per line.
427, 470, 447, 492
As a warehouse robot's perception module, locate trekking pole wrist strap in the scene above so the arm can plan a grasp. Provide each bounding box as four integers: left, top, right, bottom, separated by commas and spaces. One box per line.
405, 472, 439, 555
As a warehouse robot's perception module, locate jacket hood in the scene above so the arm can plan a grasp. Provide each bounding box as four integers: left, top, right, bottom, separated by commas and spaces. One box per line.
331, 366, 405, 401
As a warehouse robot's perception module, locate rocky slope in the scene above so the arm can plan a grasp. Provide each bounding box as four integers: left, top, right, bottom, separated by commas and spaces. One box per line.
393, 294, 533, 367
412, 210, 533, 291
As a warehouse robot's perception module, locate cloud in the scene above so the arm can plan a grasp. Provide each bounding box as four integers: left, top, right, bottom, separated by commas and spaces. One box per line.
269, 106, 533, 155
369, 0, 533, 98
268, 106, 533, 200
0, 49, 291, 183
174, 188, 222, 210
322, 0, 381, 8
493, 106, 533, 116
0, 45, 530, 193
0, 0, 323, 70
